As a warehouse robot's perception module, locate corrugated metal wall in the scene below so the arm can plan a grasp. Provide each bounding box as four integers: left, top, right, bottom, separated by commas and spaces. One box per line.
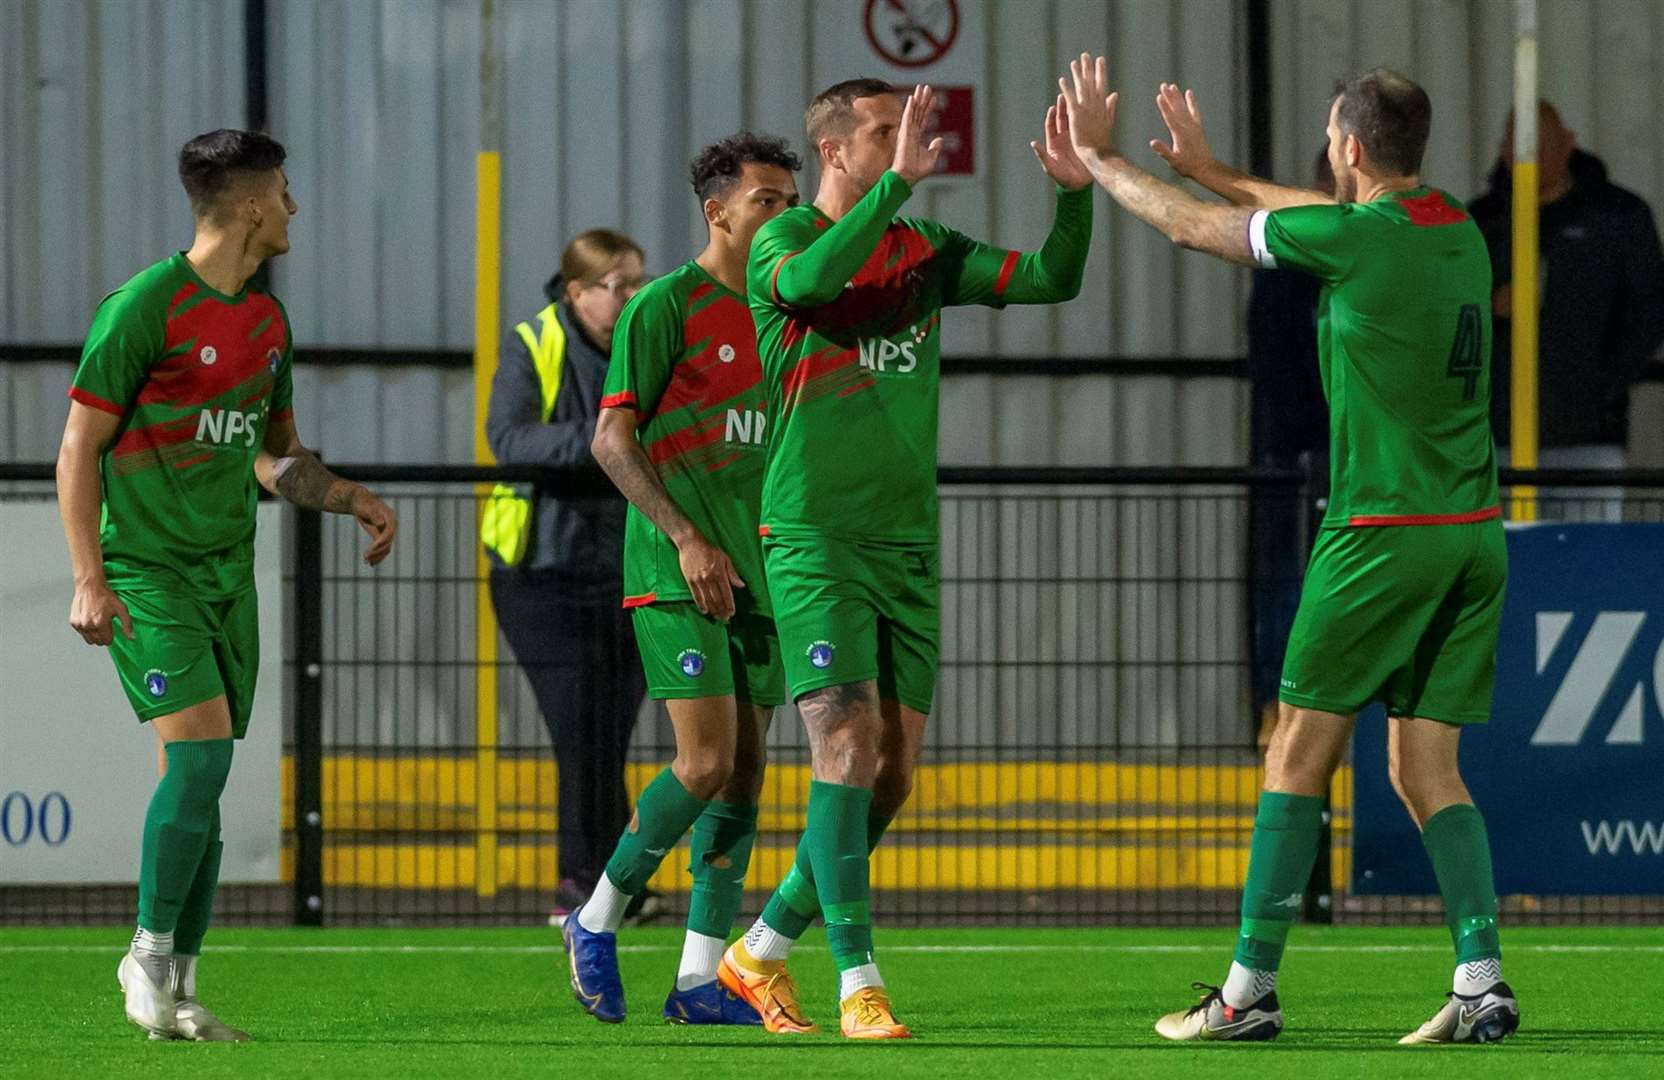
5, 0, 1662, 465
1269, 0, 1664, 207
0, 0, 246, 342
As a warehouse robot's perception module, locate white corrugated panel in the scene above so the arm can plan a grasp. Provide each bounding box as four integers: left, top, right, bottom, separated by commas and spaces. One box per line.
9, 1, 1661, 467
1270, 0, 1664, 212
0, 0, 245, 342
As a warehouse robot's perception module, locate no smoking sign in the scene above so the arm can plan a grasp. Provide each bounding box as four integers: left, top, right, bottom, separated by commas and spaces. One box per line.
863, 0, 960, 68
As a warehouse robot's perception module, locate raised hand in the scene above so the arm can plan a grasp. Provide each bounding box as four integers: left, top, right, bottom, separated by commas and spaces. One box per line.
1151, 83, 1215, 179
1031, 93, 1094, 191
1060, 53, 1119, 161
892, 83, 945, 185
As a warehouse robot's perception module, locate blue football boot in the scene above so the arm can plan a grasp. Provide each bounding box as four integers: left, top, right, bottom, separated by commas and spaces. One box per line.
560, 906, 625, 1023
662, 980, 764, 1026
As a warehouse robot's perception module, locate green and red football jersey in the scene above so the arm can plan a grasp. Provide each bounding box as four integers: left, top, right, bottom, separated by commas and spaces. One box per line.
748, 171, 1091, 546
69, 253, 293, 593
602, 261, 772, 613
1251, 187, 1499, 526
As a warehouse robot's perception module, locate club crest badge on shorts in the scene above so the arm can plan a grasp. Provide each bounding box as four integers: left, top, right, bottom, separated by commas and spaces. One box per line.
678, 649, 706, 678
807, 641, 835, 669
144, 669, 168, 698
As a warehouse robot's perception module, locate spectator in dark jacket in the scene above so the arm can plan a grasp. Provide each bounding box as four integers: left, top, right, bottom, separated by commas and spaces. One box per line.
485, 228, 654, 922
1470, 102, 1664, 513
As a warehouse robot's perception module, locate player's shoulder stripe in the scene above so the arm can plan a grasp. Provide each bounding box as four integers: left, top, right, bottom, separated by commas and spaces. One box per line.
1396, 188, 1470, 227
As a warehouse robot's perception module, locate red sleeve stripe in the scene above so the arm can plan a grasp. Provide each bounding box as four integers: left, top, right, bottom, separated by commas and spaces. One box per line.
770, 252, 802, 306
622, 592, 657, 609
271, 407, 294, 423
68, 387, 124, 416
1348, 506, 1502, 527
993, 250, 1020, 298
599, 391, 639, 411
758, 525, 772, 537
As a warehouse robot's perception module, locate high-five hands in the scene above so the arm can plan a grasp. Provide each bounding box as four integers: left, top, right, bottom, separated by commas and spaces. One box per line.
1031, 94, 1095, 191
892, 84, 945, 185
1060, 53, 1119, 162
1151, 83, 1215, 179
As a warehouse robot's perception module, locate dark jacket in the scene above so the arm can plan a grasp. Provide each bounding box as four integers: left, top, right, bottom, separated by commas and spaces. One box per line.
1247, 267, 1328, 463
1470, 149, 1664, 448
485, 300, 625, 585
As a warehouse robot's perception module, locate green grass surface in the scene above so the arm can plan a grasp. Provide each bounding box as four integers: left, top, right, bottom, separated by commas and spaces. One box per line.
2, 925, 1660, 1078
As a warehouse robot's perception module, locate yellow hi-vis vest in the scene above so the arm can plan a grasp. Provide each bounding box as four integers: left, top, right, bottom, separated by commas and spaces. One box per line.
480, 303, 568, 566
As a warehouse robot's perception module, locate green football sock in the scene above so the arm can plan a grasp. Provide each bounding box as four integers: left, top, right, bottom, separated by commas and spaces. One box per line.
602, 767, 708, 896
686, 800, 759, 939
803, 781, 874, 973
761, 810, 895, 938
1233, 791, 1325, 973
138, 739, 234, 934
172, 804, 223, 957
1421, 803, 1502, 965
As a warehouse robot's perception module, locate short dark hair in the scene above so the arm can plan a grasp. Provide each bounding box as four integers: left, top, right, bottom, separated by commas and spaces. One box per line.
689, 132, 802, 201
178, 129, 287, 218
1331, 69, 1431, 177
805, 77, 897, 147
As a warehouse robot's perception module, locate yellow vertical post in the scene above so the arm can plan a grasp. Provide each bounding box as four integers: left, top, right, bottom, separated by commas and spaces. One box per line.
473, 0, 503, 896
1510, 0, 1540, 521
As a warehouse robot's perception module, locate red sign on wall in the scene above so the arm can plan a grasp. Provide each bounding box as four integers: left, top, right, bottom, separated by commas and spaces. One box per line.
928, 85, 975, 176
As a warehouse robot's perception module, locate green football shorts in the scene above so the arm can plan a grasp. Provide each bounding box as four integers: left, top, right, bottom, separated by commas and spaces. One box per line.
631, 600, 785, 707
763, 534, 939, 715
107, 580, 261, 738
1279, 518, 1507, 725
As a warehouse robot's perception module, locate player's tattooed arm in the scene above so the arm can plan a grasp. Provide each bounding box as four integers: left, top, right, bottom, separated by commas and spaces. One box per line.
257, 415, 398, 565
1059, 52, 1256, 267
593, 405, 744, 620
269, 450, 357, 514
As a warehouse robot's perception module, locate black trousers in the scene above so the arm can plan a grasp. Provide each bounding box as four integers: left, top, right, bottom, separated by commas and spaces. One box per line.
489, 568, 645, 890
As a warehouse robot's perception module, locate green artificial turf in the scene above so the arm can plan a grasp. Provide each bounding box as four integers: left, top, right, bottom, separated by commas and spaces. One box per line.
1, 925, 1659, 1079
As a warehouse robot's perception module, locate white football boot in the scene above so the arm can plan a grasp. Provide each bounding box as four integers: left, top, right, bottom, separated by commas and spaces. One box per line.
116, 950, 178, 1039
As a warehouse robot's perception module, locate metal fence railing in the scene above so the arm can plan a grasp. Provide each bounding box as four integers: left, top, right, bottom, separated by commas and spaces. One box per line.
3, 463, 1661, 928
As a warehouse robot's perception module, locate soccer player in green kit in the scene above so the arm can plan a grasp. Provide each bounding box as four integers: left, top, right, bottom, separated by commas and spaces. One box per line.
56, 129, 398, 1041
1055, 55, 1517, 1044
716, 81, 1095, 1039
564, 133, 802, 1027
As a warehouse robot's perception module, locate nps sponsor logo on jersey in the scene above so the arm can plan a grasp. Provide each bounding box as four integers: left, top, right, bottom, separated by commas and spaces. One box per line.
807, 641, 836, 669
724, 409, 767, 447
195, 407, 263, 449
857, 324, 933, 375
678, 649, 706, 678
1529, 610, 1663, 747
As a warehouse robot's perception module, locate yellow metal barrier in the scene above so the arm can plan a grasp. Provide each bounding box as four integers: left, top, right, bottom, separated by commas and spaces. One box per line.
280, 758, 1353, 892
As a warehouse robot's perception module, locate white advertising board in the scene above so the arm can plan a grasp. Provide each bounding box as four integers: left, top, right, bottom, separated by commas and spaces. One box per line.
0, 503, 284, 884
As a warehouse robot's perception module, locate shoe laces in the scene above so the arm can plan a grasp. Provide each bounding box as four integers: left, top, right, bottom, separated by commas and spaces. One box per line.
1186, 982, 1225, 1018
850, 989, 892, 1027
762, 969, 809, 1023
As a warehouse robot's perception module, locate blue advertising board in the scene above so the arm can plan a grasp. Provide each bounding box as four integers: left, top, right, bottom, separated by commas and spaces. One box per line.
1353, 524, 1664, 895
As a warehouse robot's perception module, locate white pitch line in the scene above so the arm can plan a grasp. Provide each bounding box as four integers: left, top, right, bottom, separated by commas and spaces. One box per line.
1, 942, 1659, 955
